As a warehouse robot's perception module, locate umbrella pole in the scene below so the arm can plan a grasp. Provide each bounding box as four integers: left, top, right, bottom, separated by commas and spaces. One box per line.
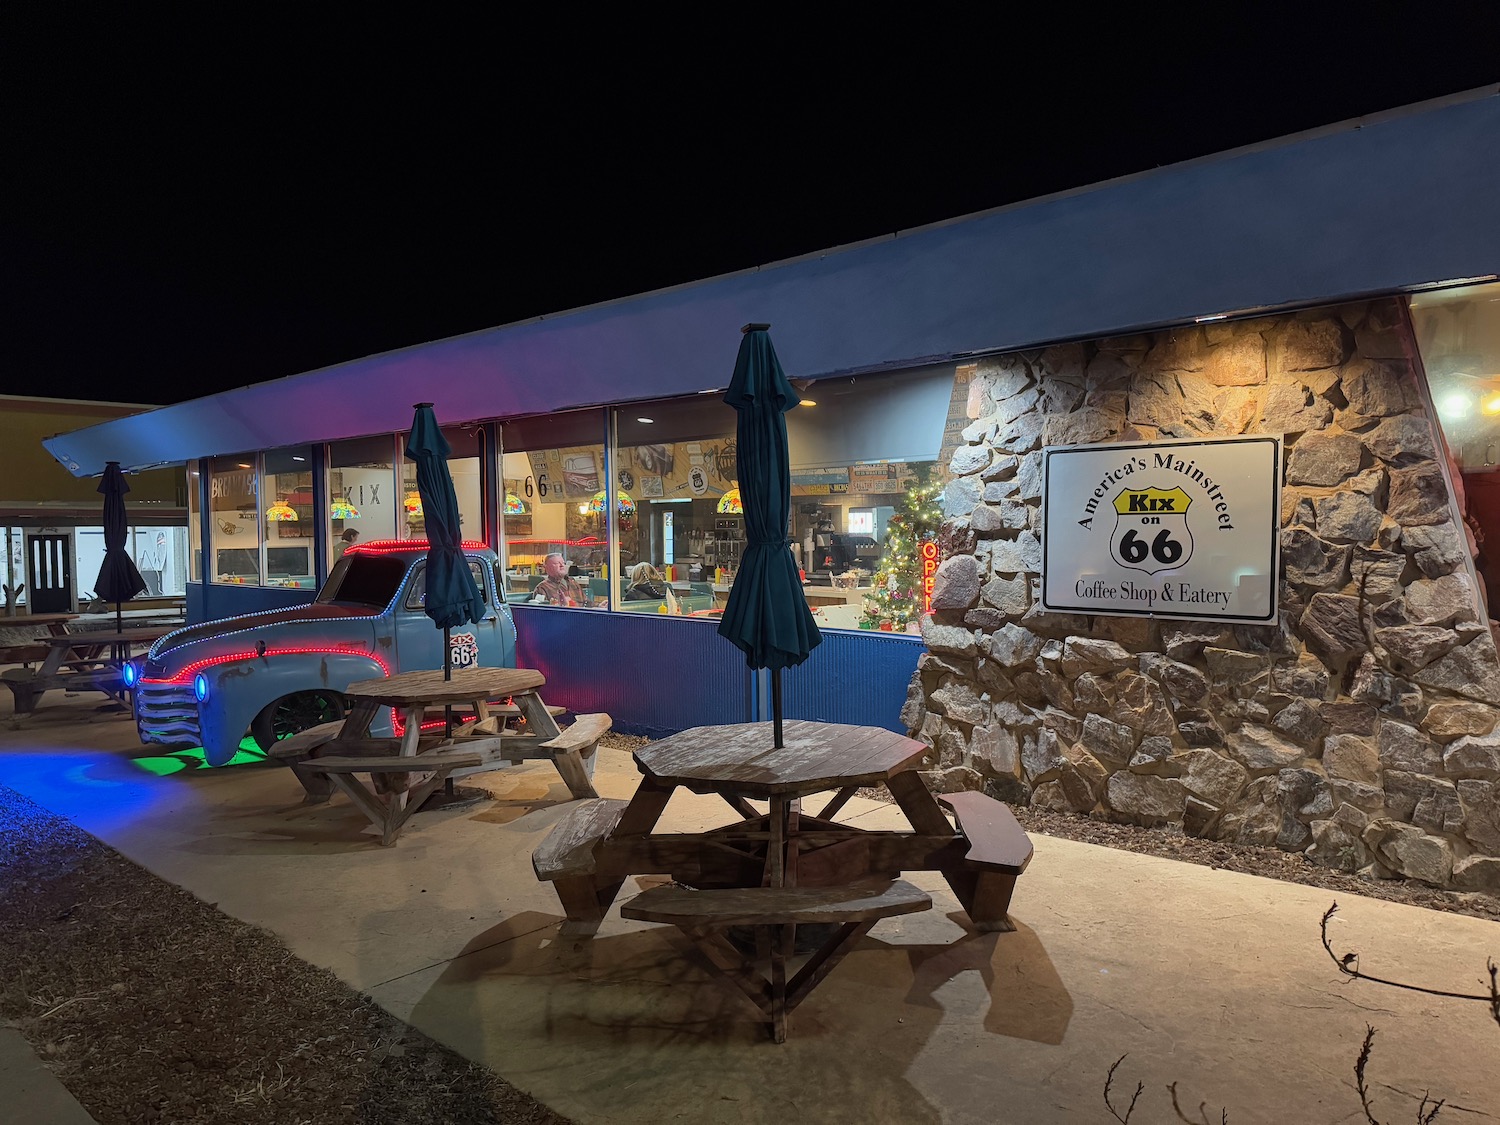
443, 624, 455, 793
772, 669, 783, 749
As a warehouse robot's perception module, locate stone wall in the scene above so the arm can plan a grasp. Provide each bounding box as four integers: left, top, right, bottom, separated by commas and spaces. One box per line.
906, 298, 1500, 891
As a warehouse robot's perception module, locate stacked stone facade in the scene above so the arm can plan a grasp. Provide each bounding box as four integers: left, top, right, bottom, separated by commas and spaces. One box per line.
907, 298, 1500, 891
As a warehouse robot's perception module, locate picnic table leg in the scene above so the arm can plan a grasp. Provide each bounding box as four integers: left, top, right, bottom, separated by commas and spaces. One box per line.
552, 748, 598, 800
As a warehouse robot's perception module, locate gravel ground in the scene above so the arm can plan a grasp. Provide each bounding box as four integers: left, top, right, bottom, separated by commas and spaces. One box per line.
0, 785, 570, 1125
3, 730, 1496, 1124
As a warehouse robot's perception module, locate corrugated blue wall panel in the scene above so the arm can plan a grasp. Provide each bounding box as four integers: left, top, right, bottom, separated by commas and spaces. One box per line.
778, 631, 923, 733
189, 583, 317, 623
513, 607, 754, 738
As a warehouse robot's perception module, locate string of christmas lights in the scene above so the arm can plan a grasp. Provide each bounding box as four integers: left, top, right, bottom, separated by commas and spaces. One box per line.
861, 468, 945, 630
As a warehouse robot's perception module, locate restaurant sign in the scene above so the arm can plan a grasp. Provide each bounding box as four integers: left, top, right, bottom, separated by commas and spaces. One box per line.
1041, 435, 1281, 623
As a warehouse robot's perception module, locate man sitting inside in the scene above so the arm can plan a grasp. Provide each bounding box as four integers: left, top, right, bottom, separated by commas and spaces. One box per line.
532, 552, 588, 607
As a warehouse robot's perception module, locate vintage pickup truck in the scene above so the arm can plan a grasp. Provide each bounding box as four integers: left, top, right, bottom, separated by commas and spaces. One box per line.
129, 540, 517, 765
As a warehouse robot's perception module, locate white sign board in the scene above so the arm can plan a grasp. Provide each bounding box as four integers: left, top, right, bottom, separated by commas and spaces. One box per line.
1041, 436, 1281, 623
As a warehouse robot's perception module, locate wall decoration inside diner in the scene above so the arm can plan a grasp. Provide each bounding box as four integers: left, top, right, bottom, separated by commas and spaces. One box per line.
909, 297, 1500, 892
207, 453, 260, 585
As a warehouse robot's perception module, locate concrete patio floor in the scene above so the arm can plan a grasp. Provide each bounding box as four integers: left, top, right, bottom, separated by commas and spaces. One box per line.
2, 693, 1497, 1124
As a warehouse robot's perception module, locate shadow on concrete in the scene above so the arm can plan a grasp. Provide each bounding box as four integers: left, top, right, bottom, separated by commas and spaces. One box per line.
386, 899, 1073, 1125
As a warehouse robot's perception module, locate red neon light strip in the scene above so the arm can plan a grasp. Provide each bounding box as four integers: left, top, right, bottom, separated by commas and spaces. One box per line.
142, 646, 392, 685
346, 539, 487, 554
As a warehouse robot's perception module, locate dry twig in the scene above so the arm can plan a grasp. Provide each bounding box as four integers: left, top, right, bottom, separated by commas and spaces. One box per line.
1321, 902, 1500, 1027
1104, 1054, 1144, 1123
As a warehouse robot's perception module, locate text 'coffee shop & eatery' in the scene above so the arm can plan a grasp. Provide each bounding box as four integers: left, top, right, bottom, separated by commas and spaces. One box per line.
43, 88, 1500, 890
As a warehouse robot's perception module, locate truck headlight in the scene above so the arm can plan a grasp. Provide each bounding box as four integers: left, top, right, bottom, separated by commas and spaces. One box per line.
193, 673, 209, 702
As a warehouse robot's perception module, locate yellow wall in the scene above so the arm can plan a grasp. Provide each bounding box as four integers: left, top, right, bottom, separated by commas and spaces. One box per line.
1, 397, 183, 505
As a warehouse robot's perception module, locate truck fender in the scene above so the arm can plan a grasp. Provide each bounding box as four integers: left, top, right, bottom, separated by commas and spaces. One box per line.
197, 651, 390, 766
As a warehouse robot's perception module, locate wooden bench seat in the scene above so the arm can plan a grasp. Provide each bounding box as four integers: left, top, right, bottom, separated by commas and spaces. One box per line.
533, 797, 629, 880
935, 790, 1032, 933
299, 749, 484, 774
266, 720, 346, 761
622, 879, 931, 1042
536, 712, 610, 799
621, 879, 930, 927
937, 791, 1034, 875
533, 797, 629, 935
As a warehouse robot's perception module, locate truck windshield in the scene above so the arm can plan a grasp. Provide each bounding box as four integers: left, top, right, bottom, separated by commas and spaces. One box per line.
316, 555, 408, 609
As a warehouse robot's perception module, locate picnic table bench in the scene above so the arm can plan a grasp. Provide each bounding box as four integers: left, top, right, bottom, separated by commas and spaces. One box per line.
1, 626, 174, 718
279, 666, 610, 845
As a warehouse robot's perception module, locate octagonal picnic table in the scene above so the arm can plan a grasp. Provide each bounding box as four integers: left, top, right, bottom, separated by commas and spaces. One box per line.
282, 666, 610, 845
533, 719, 1034, 1040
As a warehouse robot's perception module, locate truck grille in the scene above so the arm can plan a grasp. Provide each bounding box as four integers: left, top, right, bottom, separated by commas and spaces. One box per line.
134, 682, 202, 747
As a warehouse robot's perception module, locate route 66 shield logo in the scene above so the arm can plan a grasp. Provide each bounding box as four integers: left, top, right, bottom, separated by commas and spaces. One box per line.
448, 631, 479, 669
1111, 487, 1193, 574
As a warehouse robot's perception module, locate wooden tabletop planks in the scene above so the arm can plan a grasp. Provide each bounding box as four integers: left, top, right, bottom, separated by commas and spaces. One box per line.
344, 666, 545, 704
634, 721, 929, 796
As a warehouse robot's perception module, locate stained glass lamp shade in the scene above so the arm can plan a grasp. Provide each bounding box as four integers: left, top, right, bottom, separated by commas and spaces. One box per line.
329, 498, 359, 520
265, 499, 298, 521
504, 492, 527, 515
587, 490, 636, 529
716, 487, 743, 515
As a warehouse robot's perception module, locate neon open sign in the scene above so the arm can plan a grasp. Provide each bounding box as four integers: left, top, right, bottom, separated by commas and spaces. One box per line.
920, 540, 939, 615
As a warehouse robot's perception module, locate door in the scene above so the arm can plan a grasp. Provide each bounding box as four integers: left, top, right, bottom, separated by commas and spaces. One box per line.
25, 532, 73, 613
394, 557, 508, 672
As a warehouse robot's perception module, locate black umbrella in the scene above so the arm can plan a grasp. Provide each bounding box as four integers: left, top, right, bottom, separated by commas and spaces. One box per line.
406, 403, 486, 739
94, 461, 148, 633
717, 324, 821, 748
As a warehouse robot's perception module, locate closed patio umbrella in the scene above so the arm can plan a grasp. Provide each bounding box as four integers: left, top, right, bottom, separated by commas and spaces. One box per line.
717, 324, 821, 748
94, 461, 148, 633
406, 404, 486, 738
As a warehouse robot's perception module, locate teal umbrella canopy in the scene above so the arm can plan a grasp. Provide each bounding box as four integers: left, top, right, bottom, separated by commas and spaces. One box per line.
94, 461, 148, 619
717, 326, 821, 691
406, 404, 485, 635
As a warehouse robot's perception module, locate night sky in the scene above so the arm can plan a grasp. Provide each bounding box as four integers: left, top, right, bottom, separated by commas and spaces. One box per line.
3, 11, 1498, 407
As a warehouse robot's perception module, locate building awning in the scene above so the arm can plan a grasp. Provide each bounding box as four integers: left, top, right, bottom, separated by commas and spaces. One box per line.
45, 88, 1500, 478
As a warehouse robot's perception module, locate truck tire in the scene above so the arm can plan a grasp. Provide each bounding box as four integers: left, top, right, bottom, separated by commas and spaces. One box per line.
250, 691, 347, 753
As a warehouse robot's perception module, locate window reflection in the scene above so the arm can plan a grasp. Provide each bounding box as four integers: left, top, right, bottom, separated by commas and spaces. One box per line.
1412, 280, 1500, 625
207, 454, 259, 585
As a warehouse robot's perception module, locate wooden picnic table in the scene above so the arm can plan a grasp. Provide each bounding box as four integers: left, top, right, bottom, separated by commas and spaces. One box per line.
281, 666, 611, 845
533, 719, 1034, 1041
1, 625, 176, 717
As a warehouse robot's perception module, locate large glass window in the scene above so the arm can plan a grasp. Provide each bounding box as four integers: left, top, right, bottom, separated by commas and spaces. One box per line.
1411, 281, 1500, 626
187, 460, 203, 583
500, 411, 608, 608
615, 397, 740, 616
399, 425, 485, 544
261, 446, 315, 589
207, 454, 260, 585
329, 436, 397, 565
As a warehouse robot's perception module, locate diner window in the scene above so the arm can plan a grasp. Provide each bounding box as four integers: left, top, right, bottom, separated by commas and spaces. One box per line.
614, 397, 741, 617
1410, 281, 1500, 628
398, 425, 485, 544
500, 410, 608, 608
207, 454, 260, 585
328, 436, 398, 566
186, 460, 203, 583
261, 446, 315, 589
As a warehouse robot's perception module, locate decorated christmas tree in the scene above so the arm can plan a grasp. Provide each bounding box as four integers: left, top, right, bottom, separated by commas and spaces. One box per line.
861, 467, 945, 630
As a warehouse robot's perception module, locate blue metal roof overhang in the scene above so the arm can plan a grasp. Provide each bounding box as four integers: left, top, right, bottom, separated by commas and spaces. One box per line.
46, 88, 1500, 477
